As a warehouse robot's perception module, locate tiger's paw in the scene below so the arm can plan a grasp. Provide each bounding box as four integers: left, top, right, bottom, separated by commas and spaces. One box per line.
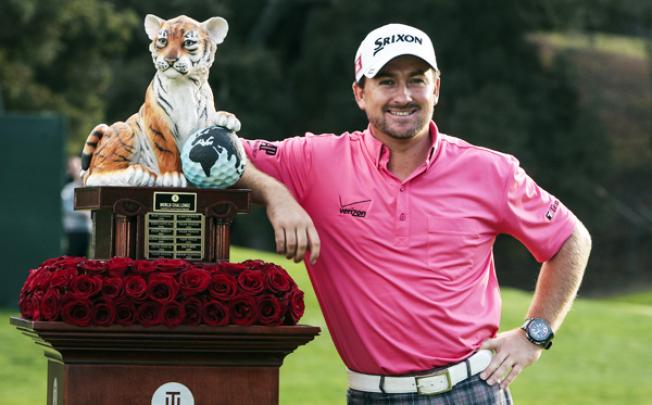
126, 165, 157, 186
85, 165, 156, 187
213, 111, 241, 132
156, 171, 187, 187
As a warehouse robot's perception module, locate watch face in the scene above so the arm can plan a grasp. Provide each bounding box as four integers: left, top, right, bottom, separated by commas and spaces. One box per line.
528, 319, 551, 341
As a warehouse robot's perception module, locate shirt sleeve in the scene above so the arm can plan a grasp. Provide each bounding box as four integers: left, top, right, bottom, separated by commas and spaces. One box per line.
240, 136, 313, 202
499, 157, 577, 263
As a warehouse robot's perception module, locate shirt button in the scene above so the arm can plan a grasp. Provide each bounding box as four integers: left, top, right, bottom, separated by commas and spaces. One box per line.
399, 213, 406, 221
400, 186, 406, 192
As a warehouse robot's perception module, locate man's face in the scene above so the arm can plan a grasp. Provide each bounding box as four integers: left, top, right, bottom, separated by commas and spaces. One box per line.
353, 56, 440, 142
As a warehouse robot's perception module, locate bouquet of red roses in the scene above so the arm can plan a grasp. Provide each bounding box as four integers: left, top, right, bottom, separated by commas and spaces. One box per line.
18, 256, 305, 328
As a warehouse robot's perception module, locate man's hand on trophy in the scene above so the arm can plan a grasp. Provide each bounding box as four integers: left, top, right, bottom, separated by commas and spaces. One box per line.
266, 192, 321, 265
236, 162, 321, 265
213, 111, 241, 132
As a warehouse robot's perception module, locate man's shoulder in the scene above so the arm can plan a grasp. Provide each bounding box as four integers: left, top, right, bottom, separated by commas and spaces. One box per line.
439, 133, 518, 167
305, 130, 363, 143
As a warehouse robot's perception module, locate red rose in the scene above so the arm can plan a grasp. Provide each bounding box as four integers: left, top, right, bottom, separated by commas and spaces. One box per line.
36, 269, 54, 290
62, 299, 93, 327
39, 256, 83, 269
114, 298, 136, 326
69, 275, 103, 299
106, 257, 134, 276
200, 263, 220, 274
264, 265, 292, 294
285, 289, 305, 324
124, 275, 148, 300
136, 301, 162, 327
92, 301, 116, 326
208, 273, 238, 301
147, 274, 179, 304
229, 295, 258, 326
257, 294, 283, 326
201, 300, 229, 326
19, 291, 42, 320
23, 268, 42, 293
162, 302, 186, 328
183, 297, 202, 326
241, 259, 266, 270
102, 277, 124, 300
178, 268, 210, 297
238, 270, 265, 295
154, 258, 189, 273
40, 289, 62, 321
222, 262, 248, 276
50, 268, 78, 289
79, 259, 107, 274
134, 260, 157, 274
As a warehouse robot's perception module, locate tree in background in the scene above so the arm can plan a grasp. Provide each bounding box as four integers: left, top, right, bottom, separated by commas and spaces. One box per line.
1, 0, 648, 292
0, 0, 138, 154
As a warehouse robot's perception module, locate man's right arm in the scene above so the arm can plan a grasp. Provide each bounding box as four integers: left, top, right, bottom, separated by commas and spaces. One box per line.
236, 162, 320, 265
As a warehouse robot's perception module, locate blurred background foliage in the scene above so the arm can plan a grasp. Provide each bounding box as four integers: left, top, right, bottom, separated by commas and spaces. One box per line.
1, 0, 651, 295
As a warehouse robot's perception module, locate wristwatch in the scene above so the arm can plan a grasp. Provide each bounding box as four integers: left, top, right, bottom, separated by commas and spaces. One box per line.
521, 318, 554, 349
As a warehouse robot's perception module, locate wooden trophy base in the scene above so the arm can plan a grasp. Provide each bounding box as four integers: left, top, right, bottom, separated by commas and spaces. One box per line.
11, 317, 320, 405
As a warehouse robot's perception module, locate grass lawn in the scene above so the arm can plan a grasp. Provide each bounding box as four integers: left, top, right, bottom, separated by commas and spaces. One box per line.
2, 246, 651, 404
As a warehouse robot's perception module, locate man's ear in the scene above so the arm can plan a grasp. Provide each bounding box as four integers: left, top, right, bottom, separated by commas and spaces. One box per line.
433, 76, 441, 106
352, 81, 366, 111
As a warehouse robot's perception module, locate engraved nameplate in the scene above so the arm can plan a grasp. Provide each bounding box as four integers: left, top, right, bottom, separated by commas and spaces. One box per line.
145, 192, 204, 259
153, 192, 197, 212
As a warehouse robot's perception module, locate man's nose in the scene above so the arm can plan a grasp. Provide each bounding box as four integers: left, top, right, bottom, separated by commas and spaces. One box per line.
393, 83, 413, 103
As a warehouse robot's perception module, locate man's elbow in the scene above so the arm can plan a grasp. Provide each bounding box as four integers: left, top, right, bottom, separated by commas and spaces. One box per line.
574, 220, 592, 254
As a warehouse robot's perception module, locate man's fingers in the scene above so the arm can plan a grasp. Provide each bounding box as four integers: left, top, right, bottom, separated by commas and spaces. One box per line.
294, 228, 308, 263
480, 351, 506, 382
307, 226, 321, 265
285, 227, 298, 260
500, 364, 522, 389
274, 226, 286, 254
487, 359, 513, 386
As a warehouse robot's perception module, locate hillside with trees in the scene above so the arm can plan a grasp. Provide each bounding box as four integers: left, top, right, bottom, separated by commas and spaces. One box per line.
1, 0, 650, 294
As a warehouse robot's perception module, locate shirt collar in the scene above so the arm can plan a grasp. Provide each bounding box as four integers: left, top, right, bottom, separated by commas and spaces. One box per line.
363, 121, 440, 169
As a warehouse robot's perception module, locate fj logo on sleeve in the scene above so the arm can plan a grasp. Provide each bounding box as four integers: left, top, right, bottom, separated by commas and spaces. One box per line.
258, 142, 278, 156
339, 196, 371, 218
545, 200, 560, 221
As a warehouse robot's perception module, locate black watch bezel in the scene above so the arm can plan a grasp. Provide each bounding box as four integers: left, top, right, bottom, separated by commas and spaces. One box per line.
521, 318, 554, 350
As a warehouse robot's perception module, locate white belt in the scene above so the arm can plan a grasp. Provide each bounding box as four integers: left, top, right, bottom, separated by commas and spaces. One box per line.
347, 350, 493, 396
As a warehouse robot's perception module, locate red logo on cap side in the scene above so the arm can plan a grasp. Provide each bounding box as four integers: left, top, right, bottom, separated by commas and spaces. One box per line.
354, 55, 362, 75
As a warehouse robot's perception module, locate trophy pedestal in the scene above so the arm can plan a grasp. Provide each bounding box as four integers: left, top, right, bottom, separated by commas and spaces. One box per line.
75, 186, 250, 262
4, 186, 322, 404
11, 317, 320, 405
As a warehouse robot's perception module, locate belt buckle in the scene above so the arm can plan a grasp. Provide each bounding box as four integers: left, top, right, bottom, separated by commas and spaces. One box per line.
415, 369, 452, 395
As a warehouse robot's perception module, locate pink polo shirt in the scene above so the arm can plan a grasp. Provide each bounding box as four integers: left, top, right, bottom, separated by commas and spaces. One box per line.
241, 121, 576, 375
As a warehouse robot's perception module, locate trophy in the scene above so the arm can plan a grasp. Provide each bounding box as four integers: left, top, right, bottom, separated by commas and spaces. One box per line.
11, 14, 319, 405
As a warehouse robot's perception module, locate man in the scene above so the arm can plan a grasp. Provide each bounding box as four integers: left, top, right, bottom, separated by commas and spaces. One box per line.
236, 23, 591, 404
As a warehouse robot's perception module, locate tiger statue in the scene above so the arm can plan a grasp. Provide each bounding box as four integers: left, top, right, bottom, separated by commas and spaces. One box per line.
81, 14, 240, 187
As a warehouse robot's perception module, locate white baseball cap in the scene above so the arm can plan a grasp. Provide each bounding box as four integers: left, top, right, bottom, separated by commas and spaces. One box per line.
354, 23, 438, 83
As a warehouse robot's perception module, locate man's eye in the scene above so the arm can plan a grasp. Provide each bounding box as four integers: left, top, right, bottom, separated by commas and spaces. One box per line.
156, 38, 167, 48
379, 79, 394, 86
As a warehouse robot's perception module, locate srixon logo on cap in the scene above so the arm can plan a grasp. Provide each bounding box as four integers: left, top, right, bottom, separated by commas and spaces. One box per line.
373, 34, 423, 56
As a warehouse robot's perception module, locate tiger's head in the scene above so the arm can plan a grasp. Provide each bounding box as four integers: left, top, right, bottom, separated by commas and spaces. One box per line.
144, 14, 228, 80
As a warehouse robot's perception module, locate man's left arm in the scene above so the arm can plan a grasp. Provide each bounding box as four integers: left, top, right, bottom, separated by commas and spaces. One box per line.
480, 220, 592, 389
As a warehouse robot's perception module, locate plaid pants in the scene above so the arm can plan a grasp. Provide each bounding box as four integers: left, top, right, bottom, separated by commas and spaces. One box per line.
347, 375, 513, 405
